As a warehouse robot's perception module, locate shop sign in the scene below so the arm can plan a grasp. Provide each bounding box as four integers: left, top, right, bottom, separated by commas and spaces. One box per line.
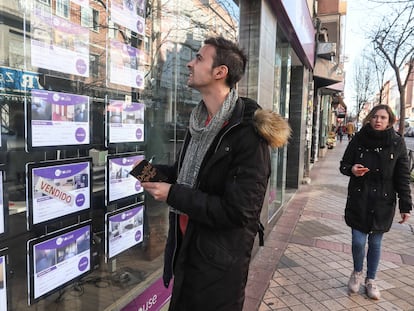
121, 277, 172, 311
0, 66, 43, 94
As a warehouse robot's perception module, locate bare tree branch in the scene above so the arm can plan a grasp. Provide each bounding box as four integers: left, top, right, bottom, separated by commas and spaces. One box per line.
369, 2, 414, 133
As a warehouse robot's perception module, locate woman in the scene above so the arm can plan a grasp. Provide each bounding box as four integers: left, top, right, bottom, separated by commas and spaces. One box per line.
339, 105, 412, 300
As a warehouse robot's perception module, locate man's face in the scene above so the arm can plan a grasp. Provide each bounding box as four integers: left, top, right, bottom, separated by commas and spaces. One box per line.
186, 44, 216, 90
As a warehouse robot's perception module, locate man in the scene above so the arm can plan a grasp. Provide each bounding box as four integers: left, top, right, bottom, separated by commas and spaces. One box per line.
141, 36, 290, 311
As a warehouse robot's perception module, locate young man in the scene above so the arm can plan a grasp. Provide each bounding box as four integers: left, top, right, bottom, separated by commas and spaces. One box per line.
142, 36, 290, 311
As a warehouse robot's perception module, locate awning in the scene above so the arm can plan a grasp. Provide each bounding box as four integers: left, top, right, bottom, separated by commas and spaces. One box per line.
325, 81, 344, 92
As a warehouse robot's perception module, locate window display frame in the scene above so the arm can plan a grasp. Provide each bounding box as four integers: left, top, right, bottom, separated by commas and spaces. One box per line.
26, 89, 92, 152
105, 152, 144, 205
0, 248, 10, 310
104, 202, 144, 261
26, 157, 93, 229
27, 221, 92, 305
0, 168, 8, 241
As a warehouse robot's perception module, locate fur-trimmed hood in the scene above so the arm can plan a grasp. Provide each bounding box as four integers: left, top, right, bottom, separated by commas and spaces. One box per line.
253, 109, 291, 148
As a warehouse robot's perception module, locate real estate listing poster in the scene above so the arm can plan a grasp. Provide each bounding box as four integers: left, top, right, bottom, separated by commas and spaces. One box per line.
29, 160, 91, 226
30, 89, 90, 148
110, 0, 146, 36
107, 99, 145, 144
30, 8, 89, 77
107, 153, 144, 203
106, 204, 144, 259
28, 224, 91, 303
109, 39, 145, 89
0, 255, 6, 308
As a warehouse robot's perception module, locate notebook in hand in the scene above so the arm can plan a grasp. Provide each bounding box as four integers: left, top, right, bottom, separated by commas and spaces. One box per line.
129, 160, 168, 182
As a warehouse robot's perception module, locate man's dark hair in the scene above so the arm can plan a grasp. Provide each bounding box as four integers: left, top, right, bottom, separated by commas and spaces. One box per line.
204, 36, 247, 88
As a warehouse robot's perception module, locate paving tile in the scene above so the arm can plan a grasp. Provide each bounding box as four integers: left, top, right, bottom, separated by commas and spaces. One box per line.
302, 301, 330, 311
336, 296, 361, 309
263, 296, 287, 309
268, 285, 291, 297
320, 298, 346, 311
288, 305, 312, 311
279, 294, 302, 307
258, 302, 272, 311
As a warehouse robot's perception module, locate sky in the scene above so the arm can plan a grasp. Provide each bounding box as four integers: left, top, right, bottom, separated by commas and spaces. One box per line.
343, 0, 386, 113
343, 0, 408, 114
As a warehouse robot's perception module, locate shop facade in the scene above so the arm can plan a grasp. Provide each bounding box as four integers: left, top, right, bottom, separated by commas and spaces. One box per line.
0, 0, 315, 310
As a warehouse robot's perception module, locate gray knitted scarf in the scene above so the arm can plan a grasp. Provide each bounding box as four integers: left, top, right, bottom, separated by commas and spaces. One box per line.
177, 88, 238, 188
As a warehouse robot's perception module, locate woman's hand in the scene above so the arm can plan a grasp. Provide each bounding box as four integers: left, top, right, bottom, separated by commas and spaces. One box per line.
399, 213, 411, 224
352, 164, 370, 177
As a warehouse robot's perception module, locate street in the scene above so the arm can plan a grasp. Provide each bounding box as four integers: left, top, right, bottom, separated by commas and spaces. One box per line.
406, 136, 414, 151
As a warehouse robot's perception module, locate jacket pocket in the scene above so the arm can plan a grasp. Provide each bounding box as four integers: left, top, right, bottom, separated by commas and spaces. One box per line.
196, 234, 236, 271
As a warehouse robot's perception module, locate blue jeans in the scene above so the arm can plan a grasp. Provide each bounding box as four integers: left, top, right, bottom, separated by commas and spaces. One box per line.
351, 228, 383, 279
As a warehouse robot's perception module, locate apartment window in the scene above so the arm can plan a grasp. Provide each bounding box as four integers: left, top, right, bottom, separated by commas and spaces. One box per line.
56, 0, 70, 18
108, 21, 118, 39
81, 7, 92, 28
144, 36, 150, 53
81, 7, 99, 32
92, 8, 99, 32
90, 54, 99, 78
37, 0, 51, 5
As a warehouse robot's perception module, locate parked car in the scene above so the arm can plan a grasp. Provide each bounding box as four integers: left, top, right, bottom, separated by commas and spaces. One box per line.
404, 126, 414, 137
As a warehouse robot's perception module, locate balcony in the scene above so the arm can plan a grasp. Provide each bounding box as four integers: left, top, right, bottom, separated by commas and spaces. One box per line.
317, 42, 337, 60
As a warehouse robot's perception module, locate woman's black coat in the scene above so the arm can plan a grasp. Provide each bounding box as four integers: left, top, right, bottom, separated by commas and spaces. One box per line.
156, 97, 288, 311
340, 125, 412, 233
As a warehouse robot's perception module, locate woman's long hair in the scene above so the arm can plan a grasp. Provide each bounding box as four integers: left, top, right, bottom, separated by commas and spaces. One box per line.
362, 104, 396, 128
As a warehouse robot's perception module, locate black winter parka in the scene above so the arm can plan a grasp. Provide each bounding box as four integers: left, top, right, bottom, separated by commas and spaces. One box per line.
156, 97, 290, 311
340, 124, 412, 233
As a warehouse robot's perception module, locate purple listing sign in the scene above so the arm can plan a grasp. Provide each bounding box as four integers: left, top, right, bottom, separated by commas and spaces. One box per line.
75, 127, 87, 142
135, 230, 142, 242
78, 256, 89, 271
75, 193, 85, 207
135, 181, 141, 192
136, 128, 143, 140
76, 59, 87, 75
121, 277, 172, 311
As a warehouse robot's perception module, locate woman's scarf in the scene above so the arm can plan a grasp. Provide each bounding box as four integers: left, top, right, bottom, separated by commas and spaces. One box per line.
358, 124, 394, 149
176, 89, 238, 188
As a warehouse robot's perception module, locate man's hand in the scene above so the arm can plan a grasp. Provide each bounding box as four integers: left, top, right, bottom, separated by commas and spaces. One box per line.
141, 182, 171, 202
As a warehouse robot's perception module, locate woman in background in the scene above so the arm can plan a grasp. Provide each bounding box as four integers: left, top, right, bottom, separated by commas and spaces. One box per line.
339, 104, 412, 300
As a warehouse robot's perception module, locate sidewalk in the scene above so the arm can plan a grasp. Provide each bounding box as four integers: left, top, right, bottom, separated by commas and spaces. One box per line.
244, 140, 414, 311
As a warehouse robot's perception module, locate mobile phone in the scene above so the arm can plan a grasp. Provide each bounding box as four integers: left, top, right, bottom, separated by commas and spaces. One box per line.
129, 160, 168, 182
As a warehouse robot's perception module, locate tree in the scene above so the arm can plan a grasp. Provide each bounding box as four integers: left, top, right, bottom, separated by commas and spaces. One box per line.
370, 2, 414, 133
351, 51, 376, 122
367, 45, 388, 105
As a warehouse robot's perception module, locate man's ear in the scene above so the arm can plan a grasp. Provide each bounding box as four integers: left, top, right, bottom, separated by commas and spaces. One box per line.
214, 65, 228, 80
